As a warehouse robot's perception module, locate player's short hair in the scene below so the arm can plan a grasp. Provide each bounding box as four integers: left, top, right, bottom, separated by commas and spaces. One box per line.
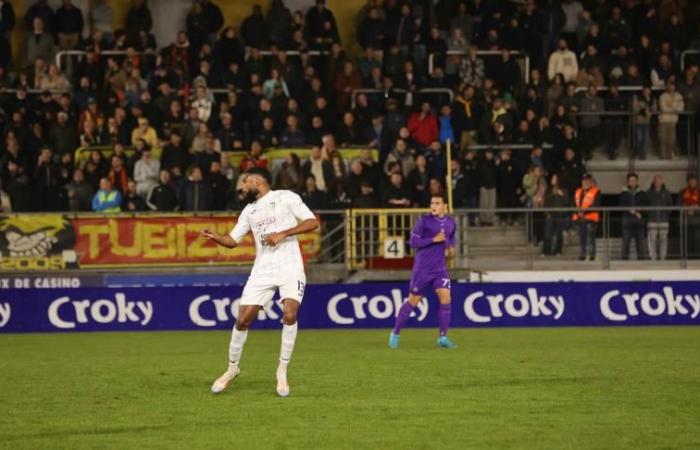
431, 193, 448, 204
244, 167, 271, 185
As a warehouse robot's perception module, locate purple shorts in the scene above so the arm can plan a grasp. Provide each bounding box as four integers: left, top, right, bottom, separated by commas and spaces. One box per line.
409, 272, 451, 295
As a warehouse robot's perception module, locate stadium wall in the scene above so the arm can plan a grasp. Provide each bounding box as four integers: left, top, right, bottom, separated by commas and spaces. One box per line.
1, 281, 699, 333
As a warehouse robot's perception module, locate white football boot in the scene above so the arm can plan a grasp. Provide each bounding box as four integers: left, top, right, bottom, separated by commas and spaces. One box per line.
211, 364, 240, 394
276, 365, 290, 397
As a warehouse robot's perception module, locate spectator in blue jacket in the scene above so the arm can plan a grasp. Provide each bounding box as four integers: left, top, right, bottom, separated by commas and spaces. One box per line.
92, 177, 122, 213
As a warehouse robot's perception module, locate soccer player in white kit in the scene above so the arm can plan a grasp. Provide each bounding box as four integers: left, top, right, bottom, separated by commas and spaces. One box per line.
200, 168, 319, 397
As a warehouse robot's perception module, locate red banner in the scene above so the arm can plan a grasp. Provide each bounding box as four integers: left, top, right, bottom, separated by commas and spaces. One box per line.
73, 215, 320, 267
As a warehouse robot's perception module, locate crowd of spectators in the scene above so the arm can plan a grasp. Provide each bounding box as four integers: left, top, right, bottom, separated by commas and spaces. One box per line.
0, 0, 699, 223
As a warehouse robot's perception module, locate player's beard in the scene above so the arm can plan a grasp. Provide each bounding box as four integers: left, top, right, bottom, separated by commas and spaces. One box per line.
242, 187, 259, 204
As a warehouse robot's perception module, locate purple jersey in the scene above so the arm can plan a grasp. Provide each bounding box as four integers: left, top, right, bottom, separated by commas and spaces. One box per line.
410, 214, 456, 277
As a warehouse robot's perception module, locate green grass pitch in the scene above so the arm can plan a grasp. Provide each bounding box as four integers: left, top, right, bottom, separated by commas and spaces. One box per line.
1, 327, 699, 449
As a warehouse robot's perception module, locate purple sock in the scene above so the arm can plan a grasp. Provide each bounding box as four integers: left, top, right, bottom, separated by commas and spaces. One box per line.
392, 302, 415, 335
438, 304, 451, 337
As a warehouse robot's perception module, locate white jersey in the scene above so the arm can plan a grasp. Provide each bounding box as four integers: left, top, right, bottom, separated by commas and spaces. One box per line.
229, 190, 316, 278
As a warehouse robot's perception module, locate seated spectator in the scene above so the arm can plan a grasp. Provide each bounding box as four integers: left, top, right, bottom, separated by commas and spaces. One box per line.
407, 102, 438, 148
92, 177, 122, 213
0, 179, 12, 213
122, 179, 147, 212
274, 153, 304, 191
147, 170, 179, 211
352, 180, 379, 208
254, 116, 279, 148
459, 45, 485, 88
180, 166, 212, 211
548, 38, 578, 82
280, 115, 306, 147
239, 141, 268, 172
363, 113, 392, 159
336, 112, 361, 147
108, 155, 129, 194
381, 172, 411, 207
301, 175, 327, 210
133, 148, 160, 198
131, 117, 158, 148
216, 113, 244, 151
39, 64, 70, 91
383, 139, 415, 178
302, 145, 334, 192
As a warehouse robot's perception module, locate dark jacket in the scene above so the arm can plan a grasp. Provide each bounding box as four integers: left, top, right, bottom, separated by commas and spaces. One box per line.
180, 180, 212, 211
148, 183, 179, 211
619, 187, 648, 226
646, 184, 672, 223
478, 158, 498, 189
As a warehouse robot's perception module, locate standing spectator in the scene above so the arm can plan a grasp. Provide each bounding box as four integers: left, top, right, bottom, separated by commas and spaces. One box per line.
24, 0, 54, 33
48, 111, 78, 157
680, 175, 700, 258
632, 87, 657, 160
547, 38, 578, 82
438, 105, 455, 145
26, 17, 55, 68
459, 45, 485, 88
125, 0, 153, 44
160, 131, 189, 171
478, 149, 498, 226
407, 102, 438, 148
241, 5, 269, 48
497, 149, 522, 225
452, 84, 480, 150
133, 148, 160, 198
543, 174, 569, 256
267, 0, 293, 47
34, 148, 62, 211
356, 6, 384, 50
147, 170, 179, 211
560, 0, 584, 50
0, 1, 15, 41
180, 166, 212, 211
334, 61, 362, 113
122, 179, 147, 212
677, 67, 700, 156
208, 161, 231, 210
658, 82, 684, 160
55, 0, 84, 51
65, 169, 92, 211
383, 139, 415, 178
200, 0, 224, 45
620, 173, 648, 260
572, 173, 600, 261
92, 177, 122, 213
559, 148, 585, 196
363, 114, 392, 160
604, 84, 627, 160
578, 85, 604, 160
647, 175, 672, 260
280, 115, 306, 147
406, 154, 428, 206
90, 0, 114, 41
305, 0, 338, 47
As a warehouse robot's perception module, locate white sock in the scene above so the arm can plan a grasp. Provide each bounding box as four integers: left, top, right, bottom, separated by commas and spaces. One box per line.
228, 327, 248, 367
279, 322, 298, 366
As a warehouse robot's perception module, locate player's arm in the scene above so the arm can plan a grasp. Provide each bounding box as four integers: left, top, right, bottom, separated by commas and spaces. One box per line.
265, 192, 319, 246
201, 229, 239, 249
201, 207, 250, 249
409, 218, 442, 249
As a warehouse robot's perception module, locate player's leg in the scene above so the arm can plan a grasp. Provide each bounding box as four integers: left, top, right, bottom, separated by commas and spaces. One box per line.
434, 277, 457, 349
212, 278, 275, 394
211, 305, 261, 394
389, 293, 422, 349
276, 277, 305, 397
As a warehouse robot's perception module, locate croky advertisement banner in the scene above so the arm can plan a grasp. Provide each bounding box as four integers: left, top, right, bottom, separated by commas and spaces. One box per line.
0, 215, 320, 270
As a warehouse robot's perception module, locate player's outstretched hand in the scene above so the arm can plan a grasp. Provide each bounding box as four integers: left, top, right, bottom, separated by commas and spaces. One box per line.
200, 229, 217, 240
433, 230, 446, 243
264, 232, 286, 247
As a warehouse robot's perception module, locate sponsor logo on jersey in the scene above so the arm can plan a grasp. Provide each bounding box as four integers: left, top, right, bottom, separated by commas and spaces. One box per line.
600, 286, 700, 322
47, 293, 153, 329
463, 288, 565, 323
0, 302, 10, 327
327, 289, 428, 325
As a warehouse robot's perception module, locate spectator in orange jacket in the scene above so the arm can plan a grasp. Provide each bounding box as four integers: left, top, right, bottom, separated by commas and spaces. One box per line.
407, 101, 438, 148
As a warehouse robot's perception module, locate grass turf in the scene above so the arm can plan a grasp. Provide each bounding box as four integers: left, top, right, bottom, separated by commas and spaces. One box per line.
1, 327, 699, 449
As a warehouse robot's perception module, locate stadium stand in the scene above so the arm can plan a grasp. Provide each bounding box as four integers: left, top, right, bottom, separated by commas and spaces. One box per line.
0, 0, 700, 267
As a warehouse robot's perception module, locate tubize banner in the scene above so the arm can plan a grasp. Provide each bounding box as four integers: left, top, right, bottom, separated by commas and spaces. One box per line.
0, 282, 699, 333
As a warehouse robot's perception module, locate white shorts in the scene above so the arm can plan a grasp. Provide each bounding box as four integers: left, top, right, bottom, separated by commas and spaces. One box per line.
239, 272, 306, 307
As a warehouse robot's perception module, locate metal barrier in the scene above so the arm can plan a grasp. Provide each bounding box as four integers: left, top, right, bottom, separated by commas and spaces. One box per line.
350, 87, 454, 109
573, 85, 666, 94
680, 49, 700, 72
344, 206, 700, 270
428, 50, 530, 84
56, 49, 158, 72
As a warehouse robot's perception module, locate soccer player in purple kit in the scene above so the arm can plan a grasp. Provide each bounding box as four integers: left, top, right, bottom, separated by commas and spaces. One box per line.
389, 194, 458, 349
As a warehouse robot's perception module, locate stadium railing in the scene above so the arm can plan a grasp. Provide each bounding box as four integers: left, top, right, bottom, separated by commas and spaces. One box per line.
681, 49, 700, 71
350, 87, 454, 109
427, 50, 530, 84
344, 206, 700, 271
